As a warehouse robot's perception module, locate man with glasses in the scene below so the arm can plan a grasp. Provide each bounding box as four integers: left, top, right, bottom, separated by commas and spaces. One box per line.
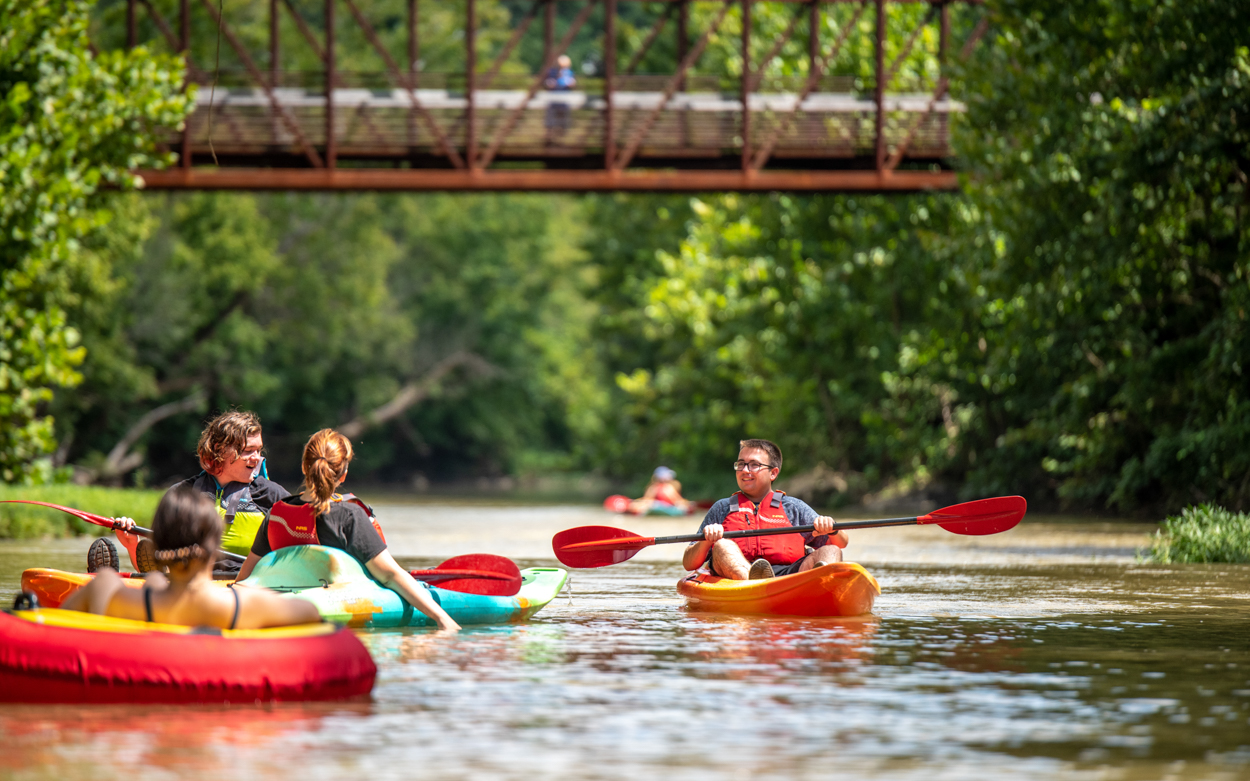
681, 439, 848, 580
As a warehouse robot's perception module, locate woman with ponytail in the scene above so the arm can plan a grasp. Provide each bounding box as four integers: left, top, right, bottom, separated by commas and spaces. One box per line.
237, 429, 461, 632
64, 488, 321, 629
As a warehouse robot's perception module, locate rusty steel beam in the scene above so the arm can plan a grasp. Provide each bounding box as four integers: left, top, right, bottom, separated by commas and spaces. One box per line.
475, 0, 598, 170
605, 0, 616, 168
750, 0, 866, 170
280, 0, 327, 61
612, 1, 733, 171
198, 0, 325, 167
624, 3, 676, 74
882, 4, 938, 87
340, 0, 465, 168
326, 0, 336, 168
885, 11, 988, 170
136, 167, 959, 192
741, 0, 751, 172
479, 0, 542, 89
874, 0, 884, 171
135, 0, 208, 80
747, 1, 808, 92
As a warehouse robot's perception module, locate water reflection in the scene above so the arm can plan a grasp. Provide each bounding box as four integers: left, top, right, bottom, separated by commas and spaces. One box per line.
1, 511, 1249, 780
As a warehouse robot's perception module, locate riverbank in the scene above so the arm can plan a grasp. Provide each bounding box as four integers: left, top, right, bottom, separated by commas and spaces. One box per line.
0, 485, 162, 538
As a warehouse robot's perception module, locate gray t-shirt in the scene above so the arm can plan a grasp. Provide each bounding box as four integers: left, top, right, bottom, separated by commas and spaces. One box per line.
697, 494, 831, 561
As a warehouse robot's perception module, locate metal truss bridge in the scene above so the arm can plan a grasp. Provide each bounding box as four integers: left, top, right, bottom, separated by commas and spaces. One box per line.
104, 0, 988, 192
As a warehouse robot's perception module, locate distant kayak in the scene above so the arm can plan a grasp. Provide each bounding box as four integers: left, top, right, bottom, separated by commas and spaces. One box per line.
677, 562, 880, 617
602, 495, 710, 516
0, 606, 374, 704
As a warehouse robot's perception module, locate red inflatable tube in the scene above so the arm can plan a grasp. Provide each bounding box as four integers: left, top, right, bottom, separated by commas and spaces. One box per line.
0, 610, 376, 704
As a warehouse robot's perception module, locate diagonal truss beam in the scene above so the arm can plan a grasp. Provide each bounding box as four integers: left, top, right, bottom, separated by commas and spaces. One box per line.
280, 0, 327, 62
624, 2, 677, 74
612, 0, 733, 171
884, 14, 988, 170
749, 0, 867, 171
198, 0, 325, 167
479, 0, 542, 89
475, 0, 598, 170
747, 1, 808, 92
341, 0, 465, 168
882, 3, 938, 88
136, 0, 207, 79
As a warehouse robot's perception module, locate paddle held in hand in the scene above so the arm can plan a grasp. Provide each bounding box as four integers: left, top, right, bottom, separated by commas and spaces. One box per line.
552, 495, 1027, 568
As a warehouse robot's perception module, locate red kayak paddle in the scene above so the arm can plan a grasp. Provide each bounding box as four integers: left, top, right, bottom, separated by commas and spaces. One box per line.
554, 495, 1027, 568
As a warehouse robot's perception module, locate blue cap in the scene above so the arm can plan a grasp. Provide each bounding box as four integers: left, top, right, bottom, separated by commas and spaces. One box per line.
653, 466, 676, 481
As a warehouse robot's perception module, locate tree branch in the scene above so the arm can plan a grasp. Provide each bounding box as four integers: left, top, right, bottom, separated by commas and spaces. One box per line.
339, 352, 499, 440
103, 390, 208, 475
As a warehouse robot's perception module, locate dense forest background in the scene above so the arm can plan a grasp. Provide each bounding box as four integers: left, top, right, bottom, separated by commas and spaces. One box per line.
3, 0, 1247, 513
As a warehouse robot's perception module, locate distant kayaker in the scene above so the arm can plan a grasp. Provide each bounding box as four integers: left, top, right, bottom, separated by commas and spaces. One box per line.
628, 466, 691, 515
64, 487, 322, 629
681, 439, 848, 580
235, 429, 462, 632
122, 411, 293, 573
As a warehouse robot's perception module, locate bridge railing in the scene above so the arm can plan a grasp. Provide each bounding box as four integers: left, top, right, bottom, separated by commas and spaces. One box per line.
96, 0, 988, 192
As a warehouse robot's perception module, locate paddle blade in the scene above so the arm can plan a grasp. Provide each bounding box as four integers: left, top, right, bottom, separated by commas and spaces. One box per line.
919, 496, 1027, 535
411, 553, 522, 596
552, 525, 656, 568
0, 500, 115, 530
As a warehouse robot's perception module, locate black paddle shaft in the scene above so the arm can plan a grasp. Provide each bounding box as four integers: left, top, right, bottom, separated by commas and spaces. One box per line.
650, 515, 922, 545
114, 520, 246, 563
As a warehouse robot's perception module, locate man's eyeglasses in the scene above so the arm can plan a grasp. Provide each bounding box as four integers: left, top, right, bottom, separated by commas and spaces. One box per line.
733, 461, 773, 473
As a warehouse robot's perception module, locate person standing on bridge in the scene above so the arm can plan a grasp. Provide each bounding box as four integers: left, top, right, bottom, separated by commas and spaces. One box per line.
544, 54, 577, 142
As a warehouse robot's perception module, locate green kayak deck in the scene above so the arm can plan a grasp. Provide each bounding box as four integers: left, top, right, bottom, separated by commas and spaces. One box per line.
247, 545, 567, 629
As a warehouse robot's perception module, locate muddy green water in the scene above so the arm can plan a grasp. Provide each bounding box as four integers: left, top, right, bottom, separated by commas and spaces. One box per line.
1, 504, 1249, 780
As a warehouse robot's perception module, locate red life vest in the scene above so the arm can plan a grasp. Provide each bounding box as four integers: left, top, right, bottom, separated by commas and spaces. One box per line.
722, 490, 806, 565
266, 494, 387, 552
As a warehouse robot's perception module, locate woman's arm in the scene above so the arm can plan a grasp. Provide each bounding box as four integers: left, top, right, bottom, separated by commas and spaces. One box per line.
235, 552, 262, 581
61, 568, 126, 614
232, 585, 322, 629
365, 550, 461, 632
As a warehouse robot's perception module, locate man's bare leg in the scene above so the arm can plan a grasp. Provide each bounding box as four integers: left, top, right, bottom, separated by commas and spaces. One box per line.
711, 539, 752, 580
797, 544, 843, 573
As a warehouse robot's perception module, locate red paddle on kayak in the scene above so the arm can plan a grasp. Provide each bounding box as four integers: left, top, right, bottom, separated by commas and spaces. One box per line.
408, 554, 522, 596
2, 500, 523, 595
553, 495, 1027, 568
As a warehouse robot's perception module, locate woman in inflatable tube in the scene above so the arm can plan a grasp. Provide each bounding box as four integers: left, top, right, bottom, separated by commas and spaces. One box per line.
63, 488, 322, 630
235, 429, 462, 632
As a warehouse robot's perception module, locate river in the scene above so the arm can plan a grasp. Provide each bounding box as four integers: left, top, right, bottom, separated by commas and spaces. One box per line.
1, 502, 1248, 780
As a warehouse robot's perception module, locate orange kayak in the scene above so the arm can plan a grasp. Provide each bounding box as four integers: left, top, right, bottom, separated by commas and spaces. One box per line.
677, 562, 880, 617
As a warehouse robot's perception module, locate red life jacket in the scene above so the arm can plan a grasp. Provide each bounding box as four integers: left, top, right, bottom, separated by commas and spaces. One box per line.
266, 494, 387, 552
722, 490, 806, 565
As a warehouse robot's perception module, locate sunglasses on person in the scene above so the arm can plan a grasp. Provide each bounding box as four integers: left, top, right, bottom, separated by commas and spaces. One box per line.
733, 461, 773, 473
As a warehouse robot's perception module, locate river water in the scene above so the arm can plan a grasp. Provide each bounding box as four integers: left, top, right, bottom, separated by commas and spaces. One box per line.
1, 502, 1249, 780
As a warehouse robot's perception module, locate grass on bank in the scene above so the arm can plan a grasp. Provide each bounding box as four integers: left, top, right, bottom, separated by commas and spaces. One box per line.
1146, 504, 1250, 564
0, 485, 163, 539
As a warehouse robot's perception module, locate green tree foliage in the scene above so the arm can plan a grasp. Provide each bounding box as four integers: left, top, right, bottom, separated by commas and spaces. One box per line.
912, 0, 1250, 510
585, 193, 952, 500
0, 0, 188, 483
53, 192, 598, 486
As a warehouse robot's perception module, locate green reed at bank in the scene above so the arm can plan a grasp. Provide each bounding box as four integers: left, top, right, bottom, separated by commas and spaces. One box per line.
1147, 504, 1250, 564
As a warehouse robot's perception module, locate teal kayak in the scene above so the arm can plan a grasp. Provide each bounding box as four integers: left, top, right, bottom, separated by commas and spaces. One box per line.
246, 545, 568, 629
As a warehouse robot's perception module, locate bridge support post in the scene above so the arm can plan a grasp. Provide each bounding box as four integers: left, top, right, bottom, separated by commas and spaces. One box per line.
741, 0, 751, 173
874, 0, 885, 172
605, 0, 616, 169
326, 0, 336, 168
467, 0, 477, 170
180, 0, 190, 170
